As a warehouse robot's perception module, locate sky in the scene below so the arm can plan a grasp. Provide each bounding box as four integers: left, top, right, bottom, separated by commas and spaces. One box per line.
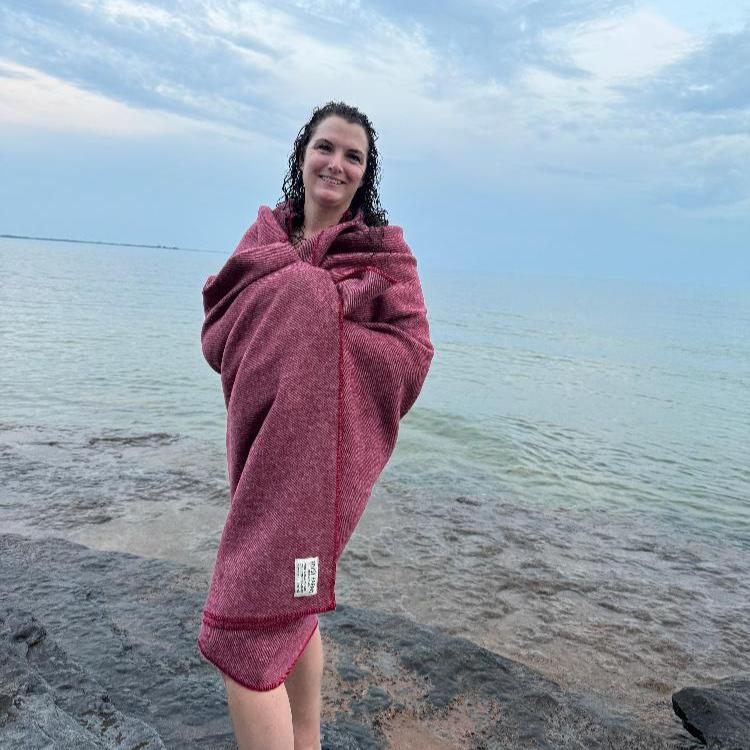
1, 0, 748, 285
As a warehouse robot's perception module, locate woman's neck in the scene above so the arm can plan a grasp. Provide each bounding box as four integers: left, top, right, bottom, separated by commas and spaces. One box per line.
301, 201, 348, 239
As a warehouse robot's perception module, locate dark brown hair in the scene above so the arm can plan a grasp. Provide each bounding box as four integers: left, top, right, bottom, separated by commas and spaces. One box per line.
278, 101, 389, 237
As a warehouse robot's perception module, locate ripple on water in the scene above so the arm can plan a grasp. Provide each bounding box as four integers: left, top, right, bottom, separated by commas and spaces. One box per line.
0, 419, 747, 745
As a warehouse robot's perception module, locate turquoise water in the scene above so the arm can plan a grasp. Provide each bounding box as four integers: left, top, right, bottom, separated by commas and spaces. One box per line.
1, 236, 748, 737
2, 237, 747, 545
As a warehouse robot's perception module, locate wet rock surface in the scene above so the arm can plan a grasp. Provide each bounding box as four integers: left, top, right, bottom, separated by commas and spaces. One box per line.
672, 676, 750, 750
0, 532, 704, 749
0, 608, 165, 749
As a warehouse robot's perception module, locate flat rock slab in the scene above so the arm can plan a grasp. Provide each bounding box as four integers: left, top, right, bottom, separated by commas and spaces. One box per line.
0, 533, 697, 749
672, 676, 750, 750
0, 607, 165, 749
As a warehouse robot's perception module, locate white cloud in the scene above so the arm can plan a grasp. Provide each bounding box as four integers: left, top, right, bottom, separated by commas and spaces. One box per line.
518, 9, 695, 123
442, 8, 745, 210
194, 1, 471, 158
0, 59, 188, 135
566, 8, 695, 81
1, 1, 747, 213
651, 133, 750, 216
0, 57, 283, 150
74, 0, 178, 28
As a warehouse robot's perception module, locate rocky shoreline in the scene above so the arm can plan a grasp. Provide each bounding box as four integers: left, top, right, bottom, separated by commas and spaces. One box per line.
0, 533, 744, 749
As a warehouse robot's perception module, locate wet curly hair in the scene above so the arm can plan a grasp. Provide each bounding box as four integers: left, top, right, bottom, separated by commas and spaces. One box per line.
278, 101, 389, 238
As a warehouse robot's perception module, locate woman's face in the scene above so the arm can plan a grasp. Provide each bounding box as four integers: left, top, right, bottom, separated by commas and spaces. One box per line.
301, 115, 368, 216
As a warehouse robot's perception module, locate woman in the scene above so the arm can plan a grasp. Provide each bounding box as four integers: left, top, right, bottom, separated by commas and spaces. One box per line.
197, 101, 434, 750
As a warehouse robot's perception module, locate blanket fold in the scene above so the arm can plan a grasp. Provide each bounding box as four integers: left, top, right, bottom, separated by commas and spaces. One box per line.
200, 202, 434, 629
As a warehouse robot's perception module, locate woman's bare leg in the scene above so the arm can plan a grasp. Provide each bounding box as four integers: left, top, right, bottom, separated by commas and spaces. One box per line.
284, 623, 324, 750
223, 674, 295, 750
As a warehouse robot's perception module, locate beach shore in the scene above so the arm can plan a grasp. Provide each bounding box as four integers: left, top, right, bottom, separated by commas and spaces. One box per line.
2, 532, 725, 749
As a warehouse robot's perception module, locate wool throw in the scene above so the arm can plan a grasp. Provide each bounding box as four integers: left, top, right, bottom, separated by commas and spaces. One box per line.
200, 202, 434, 629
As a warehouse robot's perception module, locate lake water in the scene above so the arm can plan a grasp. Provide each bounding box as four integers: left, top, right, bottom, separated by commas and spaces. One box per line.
1, 236, 748, 744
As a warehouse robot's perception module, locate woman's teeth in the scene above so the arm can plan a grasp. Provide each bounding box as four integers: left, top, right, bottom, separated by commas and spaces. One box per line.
321, 176, 343, 185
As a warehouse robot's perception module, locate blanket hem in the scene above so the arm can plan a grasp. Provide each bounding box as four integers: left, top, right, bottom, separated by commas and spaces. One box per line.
202, 600, 335, 630
196, 618, 319, 691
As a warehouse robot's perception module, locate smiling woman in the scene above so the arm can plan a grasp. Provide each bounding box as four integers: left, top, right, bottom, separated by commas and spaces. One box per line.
281, 102, 389, 251
300, 117, 368, 232
195, 101, 434, 750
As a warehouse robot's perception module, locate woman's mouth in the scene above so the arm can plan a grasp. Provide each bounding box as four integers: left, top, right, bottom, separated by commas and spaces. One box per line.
320, 175, 344, 186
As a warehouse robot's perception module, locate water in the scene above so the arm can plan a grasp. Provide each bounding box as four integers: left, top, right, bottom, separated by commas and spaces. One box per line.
1, 236, 748, 743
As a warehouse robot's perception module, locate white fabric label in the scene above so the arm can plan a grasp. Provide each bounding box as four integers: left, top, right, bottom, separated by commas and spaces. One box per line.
294, 556, 319, 597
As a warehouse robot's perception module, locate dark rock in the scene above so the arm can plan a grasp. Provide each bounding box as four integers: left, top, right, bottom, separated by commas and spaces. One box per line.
322, 716, 383, 750
337, 659, 371, 683
324, 606, 684, 749
349, 686, 392, 723
0, 532, 699, 749
0, 533, 234, 749
0, 608, 164, 749
672, 676, 750, 749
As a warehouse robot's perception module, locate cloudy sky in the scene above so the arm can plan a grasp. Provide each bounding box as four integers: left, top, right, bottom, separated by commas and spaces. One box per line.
1, 1, 748, 284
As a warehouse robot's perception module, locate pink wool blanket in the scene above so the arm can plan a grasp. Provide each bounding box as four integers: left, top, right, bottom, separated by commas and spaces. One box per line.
200, 202, 434, 629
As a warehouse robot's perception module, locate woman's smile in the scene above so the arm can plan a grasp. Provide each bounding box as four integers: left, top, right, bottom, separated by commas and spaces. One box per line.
301, 115, 368, 219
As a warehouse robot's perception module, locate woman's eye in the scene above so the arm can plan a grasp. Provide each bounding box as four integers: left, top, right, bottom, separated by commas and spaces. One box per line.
349, 154, 362, 162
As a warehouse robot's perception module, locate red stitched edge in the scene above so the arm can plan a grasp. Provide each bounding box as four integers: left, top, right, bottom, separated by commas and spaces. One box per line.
331, 292, 344, 608
206, 245, 368, 632
202, 603, 333, 630
197, 618, 319, 692
204, 278, 342, 631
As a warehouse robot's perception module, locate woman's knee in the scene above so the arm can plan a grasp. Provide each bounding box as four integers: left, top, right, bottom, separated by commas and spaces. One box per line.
223, 672, 288, 708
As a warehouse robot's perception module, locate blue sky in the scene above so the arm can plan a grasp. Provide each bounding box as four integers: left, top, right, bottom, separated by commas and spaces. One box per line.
1, 0, 748, 285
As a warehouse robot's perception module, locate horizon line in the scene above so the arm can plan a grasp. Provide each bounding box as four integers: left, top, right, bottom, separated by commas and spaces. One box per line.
0, 233, 221, 254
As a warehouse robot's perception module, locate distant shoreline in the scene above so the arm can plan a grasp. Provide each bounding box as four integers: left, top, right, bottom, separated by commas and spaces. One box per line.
0, 233, 215, 253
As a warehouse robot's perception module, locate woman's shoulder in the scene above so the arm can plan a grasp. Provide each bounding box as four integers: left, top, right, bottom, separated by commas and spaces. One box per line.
375, 222, 413, 255
381, 222, 404, 241
255, 203, 292, 244
227, 204, 289, 258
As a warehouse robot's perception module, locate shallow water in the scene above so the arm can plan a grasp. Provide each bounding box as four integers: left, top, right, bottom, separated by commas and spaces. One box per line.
1, 236, 748, 744
2, 238, 748, 544
1, 420, 743, 743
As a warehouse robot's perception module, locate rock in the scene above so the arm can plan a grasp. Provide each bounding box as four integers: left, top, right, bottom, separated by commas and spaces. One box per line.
672, 676, 750, 749
323, 606, 680, 749
0, 608, 165, 749
0, 533, 234, 750
0, 533, 696, 749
